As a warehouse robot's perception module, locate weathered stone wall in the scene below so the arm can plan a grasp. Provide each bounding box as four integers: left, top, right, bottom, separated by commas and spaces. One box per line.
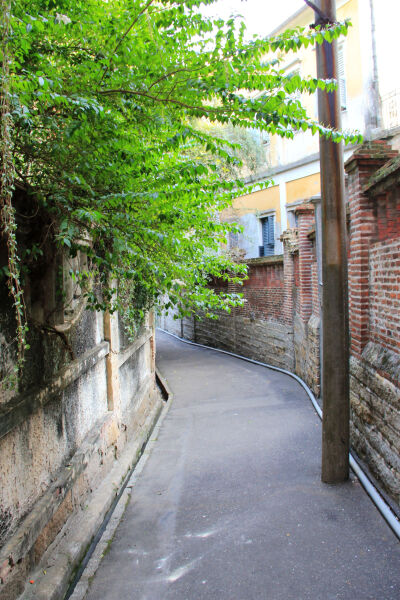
293, 313, 321, 397
195, 313, 294, 370
350, 346, 400, 504
0, 283, 162, 598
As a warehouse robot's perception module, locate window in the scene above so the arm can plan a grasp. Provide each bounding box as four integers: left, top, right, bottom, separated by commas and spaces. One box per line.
259, 215, 275, 256
287, 210, 298, 229
338, 44, 347, 110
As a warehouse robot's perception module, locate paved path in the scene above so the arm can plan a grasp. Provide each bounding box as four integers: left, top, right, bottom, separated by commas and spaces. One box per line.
85, 331, 400, 600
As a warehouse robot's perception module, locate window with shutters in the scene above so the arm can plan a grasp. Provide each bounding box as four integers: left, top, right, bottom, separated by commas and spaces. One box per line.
259, 215, 275, 257
338, 44, 347, 110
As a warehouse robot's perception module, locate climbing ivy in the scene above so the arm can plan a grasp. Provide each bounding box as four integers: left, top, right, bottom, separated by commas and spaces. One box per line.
1, 0, 361, 383
1, 0, 29, 387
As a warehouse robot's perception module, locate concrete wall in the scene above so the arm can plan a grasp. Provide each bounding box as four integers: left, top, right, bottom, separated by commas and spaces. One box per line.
0, 274, 162, 598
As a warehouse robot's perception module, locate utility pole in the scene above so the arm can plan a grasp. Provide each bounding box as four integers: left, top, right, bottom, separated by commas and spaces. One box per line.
313, 0, 350, 482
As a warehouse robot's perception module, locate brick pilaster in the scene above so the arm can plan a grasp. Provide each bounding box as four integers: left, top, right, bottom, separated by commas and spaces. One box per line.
295, 204, 316, 323
281, 229, 298, 325
345, 141, 397, 358
311, 261, 320, 317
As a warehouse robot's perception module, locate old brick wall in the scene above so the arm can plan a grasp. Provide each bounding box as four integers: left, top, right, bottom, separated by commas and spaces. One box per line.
159, 257, 294, 371
346, 145, 400, 504
290, 205, 322, 397
369, 238, 400, 355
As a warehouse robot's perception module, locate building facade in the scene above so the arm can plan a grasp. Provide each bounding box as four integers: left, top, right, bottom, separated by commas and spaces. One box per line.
224, 0, 400, 258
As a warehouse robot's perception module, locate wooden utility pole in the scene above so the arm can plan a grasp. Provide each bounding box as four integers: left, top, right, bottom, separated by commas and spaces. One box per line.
313, 0, 350, 482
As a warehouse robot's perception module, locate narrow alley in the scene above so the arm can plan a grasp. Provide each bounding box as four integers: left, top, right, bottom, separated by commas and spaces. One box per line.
80, 331, 400, 600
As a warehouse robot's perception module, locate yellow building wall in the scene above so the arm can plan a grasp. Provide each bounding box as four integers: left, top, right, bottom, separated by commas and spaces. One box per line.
338, 0, 363, 99
286, 173, 321, 204
267, 0, 362, 169
223, 185, 281, 222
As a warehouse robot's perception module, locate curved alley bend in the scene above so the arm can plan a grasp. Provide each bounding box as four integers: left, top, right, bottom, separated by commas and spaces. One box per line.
83, 330, 400, 600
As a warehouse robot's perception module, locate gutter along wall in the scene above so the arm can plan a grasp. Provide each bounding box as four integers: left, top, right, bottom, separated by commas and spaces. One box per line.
0, 258, 162, 599
161, 141, 400, 508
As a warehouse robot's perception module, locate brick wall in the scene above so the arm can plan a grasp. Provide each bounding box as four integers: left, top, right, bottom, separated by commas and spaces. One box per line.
311, 259, 320, 317
297, 206, 315, 322
346, 142, 398, 358
159, 256, 294, 371
289, 206, 321, 396
282, 229, 297, 325
346, 146, 400, 503
241, 258, 285, 321
369, 238, 400, 360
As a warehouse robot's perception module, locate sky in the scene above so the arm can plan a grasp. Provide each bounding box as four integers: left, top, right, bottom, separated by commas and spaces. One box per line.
202, 0, 305, 37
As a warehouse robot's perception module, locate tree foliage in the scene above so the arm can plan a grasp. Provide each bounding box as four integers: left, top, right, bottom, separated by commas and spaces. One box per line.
1, 0, 361, 374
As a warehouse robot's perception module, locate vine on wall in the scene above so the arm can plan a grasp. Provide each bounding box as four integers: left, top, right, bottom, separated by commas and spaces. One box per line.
0, 1, 360, 392
1, 0, 28, 388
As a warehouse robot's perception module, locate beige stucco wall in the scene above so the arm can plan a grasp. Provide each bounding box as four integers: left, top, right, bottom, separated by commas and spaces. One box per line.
266, 0, 363, 171
286, 173, 321, 204
0, 304, 161, 599
223, 185, 280, 221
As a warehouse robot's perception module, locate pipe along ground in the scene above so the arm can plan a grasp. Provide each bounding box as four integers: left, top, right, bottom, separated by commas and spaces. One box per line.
159, 328, 400, 541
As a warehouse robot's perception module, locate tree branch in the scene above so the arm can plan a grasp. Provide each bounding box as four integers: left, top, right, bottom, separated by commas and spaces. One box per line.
97, 88, 225, 114
98, 0, 156, 87
148, 65, 205, 90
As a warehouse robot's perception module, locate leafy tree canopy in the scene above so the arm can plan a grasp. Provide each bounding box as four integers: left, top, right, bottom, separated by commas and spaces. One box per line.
1, 0, 361, 363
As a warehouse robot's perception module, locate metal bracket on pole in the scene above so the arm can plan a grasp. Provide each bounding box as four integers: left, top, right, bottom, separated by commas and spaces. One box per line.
304, 0, 335, 26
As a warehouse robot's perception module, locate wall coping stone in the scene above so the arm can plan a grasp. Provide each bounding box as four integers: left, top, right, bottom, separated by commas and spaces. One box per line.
307, 224, 316, 240
345, 141, 397, 174
281, 228, 299, 253
363, 155, 400, 194
361, 341, 400, 388
243, 255, 283, 266
0, 341, 109, 440
293, 202, 315, 214
118, 328, 152, 368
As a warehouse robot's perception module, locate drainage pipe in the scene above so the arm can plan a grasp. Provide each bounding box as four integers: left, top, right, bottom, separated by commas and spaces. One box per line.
159, 328, 400, 541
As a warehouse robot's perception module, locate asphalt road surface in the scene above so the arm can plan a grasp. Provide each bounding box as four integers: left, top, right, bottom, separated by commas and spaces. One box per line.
84, 330, 400, 600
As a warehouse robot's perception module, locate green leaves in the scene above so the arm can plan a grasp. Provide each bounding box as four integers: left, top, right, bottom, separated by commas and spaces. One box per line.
5, 0, 357, 332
